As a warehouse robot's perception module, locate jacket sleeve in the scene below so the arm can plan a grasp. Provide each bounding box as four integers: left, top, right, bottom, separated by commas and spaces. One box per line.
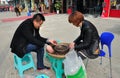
21, 24, 46, 47
39, 36, 47, 43
74, 28, 92, 51
74, 35, 82, 43
36, 29, 52, 45
36, 29, 48, 43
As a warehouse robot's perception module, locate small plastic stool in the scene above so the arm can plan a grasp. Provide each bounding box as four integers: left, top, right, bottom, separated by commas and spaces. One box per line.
14, 53, 36, 77
36, 74, 50, 78
46, 53, 64, 78
45, 40, 64, 78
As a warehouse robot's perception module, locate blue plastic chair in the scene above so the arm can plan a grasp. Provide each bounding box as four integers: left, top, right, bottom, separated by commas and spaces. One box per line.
99, 32, 114, 78
14, 53, 36, 77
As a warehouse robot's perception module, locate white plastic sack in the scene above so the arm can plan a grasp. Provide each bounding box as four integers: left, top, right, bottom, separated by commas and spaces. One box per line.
63, 49, 86, 76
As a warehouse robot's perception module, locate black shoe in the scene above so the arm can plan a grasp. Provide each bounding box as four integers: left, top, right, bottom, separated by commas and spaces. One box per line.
37, 66, 50, 70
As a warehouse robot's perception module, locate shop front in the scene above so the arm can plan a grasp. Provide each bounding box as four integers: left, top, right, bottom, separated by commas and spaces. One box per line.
66, 0, 104, 15
109, 0, 120, 17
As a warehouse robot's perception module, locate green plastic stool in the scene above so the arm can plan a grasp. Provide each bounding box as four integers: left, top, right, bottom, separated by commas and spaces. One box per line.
48, 55, 64, 78
14, 53, 36, 77
45, 40, 64, 78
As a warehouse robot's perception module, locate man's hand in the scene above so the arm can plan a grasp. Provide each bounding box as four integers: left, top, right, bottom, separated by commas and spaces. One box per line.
69, 42, 75, 49
46, 45, 54, 53
48, 40, 57, 45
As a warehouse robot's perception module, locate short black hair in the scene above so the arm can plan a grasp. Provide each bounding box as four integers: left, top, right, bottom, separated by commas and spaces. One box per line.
32, 13, 45, 22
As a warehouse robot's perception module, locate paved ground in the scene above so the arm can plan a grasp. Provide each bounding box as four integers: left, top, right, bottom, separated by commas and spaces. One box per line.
0, 12, 120, 78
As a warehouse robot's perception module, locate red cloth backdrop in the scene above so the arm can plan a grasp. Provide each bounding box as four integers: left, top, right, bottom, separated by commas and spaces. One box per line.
109, 9, 120, 17
101, 0, 110, 17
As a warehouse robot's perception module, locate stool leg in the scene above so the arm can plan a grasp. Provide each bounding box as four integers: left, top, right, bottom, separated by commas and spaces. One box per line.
51, 58, 56, 72
16, 56, 24, 77
51, 59, 63, 78
14, 56, 17, 69
28, 53, 36, 71
19, 69, 24, 77
56, 59, 64, 78
100, 57, 103, 65
85, 58, 89, 69
109, 57, 112, 78
20, 75, 24, 78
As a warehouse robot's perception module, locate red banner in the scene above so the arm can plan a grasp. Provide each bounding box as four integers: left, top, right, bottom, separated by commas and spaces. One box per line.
101, 0, 110, 17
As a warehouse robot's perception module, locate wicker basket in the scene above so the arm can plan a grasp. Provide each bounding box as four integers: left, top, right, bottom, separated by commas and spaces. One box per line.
47, 43, 70, 58
48, 53, 66, 59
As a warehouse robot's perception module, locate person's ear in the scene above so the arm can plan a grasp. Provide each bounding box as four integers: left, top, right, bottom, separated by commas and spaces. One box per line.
40, 20, 44, 25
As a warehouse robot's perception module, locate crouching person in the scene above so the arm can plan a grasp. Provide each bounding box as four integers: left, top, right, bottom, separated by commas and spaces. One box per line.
10, 13, 56, 70
69, 11, 100, 60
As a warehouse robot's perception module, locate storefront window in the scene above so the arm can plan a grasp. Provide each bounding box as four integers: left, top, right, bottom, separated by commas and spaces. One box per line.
67, 0, 72, 9
111, 0, 120, 9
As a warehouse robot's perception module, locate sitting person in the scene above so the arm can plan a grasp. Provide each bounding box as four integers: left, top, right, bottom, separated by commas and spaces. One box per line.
10, 13, 56, 70
69, 11, 100, 59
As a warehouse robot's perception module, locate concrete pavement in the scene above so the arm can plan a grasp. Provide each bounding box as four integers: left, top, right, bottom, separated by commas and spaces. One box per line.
0, 12, 120, 78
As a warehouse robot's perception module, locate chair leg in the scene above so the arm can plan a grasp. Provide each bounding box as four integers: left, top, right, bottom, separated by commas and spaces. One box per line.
19, 69, 24, 78
109, 57, 112, 78
20, 75, 24, 78
100, 57, 103, 65
85, 58, 89, 69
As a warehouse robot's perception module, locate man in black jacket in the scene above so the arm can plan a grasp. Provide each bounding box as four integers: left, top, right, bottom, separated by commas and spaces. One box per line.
68, 11, 100, 59
10, 13, 56, 70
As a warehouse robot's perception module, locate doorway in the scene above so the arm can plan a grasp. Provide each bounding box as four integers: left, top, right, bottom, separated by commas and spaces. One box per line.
76, 0, 104, 15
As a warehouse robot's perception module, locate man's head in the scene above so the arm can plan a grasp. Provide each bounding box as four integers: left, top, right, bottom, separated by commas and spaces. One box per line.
68, 11, 84, 27
32, 13, 45, 29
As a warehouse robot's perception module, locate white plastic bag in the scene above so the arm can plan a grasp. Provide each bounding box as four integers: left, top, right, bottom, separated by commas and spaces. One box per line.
63, 49, 87, 77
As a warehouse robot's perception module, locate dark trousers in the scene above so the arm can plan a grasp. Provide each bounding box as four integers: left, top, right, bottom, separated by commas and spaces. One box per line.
15, 11, 21, 16
26, 44, 44, 68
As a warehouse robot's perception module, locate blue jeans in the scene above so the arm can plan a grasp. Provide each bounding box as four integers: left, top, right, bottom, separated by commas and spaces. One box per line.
26, 44, 44, 68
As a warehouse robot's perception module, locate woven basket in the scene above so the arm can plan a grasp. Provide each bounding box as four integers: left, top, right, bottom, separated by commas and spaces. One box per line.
48, 53, 65, 59
47, 43, 70, 58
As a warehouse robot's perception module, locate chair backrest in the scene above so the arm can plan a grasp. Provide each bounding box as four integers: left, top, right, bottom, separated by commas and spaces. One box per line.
100, 32, 114, 57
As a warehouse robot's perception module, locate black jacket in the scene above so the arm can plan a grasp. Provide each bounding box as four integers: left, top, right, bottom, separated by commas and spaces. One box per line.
74, 20, 99, 58
10, 18, 48, 58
